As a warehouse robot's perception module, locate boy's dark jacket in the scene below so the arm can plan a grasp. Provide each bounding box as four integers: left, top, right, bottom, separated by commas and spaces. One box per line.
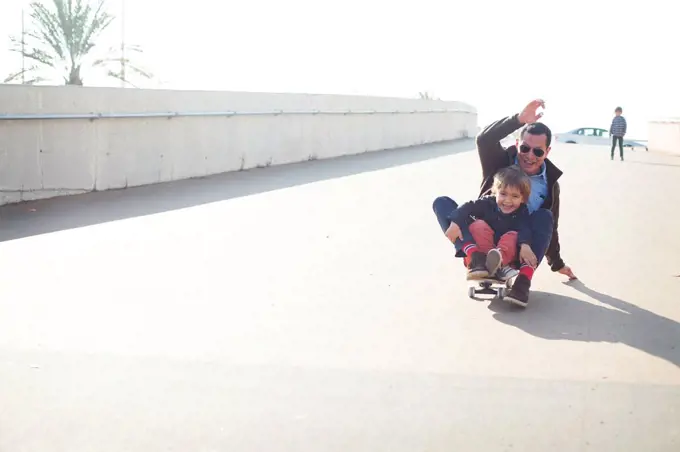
475, 114, 565, 272
448, 196, 532, 246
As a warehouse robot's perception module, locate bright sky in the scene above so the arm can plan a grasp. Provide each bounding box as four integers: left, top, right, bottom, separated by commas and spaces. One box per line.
1, 0, 678, 139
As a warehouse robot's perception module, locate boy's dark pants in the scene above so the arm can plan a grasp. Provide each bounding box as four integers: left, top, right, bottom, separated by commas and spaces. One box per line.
611, 136, 624, 159
432, 196, 554, 267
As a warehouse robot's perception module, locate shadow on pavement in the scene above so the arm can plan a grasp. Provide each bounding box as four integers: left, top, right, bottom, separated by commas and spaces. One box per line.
487, 280, 680, 369
0, 139, 474, 243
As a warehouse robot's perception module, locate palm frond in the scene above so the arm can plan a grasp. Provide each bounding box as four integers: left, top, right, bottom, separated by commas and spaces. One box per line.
4, 70, 26, 83
123, 63, 153, 80
106, 69, 138, 88
78, 1, 114, 56
4, 65, 47, 84
29, 1, 68, 60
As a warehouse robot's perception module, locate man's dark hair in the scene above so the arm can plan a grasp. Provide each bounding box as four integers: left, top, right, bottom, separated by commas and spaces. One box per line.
521, 122, 552, 147
615, 106, 623, 113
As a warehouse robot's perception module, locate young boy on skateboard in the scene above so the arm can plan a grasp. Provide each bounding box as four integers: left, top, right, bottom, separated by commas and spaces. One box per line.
433, 165, 537, 281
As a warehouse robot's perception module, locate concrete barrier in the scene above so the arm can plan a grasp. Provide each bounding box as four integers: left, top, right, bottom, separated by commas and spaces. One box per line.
0, 85, 477, 205
648, 119, 680, 156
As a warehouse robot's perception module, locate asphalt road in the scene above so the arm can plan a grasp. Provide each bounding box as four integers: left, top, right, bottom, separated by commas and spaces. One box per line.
1, 140, 678, 452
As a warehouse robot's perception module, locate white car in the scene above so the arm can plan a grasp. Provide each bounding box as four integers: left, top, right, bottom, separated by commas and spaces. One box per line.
555, 127, 648, 151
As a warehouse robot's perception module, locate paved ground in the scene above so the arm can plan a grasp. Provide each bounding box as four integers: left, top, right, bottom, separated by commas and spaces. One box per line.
1, 141, 679, 452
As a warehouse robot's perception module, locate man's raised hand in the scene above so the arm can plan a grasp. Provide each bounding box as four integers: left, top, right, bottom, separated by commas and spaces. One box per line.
519, 99, 545, 124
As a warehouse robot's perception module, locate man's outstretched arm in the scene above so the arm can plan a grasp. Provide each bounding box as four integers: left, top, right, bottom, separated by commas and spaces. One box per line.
476, 115, 524, 180
545, 184, 577, 279
545, 183, 565, 272
476, 100, 546, 181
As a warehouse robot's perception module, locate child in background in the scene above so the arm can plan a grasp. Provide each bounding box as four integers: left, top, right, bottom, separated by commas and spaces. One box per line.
610, 106, 628, 161
443, 165, 537, 281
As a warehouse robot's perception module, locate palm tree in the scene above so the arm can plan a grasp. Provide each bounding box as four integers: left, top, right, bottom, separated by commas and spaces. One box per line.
418, 91, 439, 100
5, 0, 152, 86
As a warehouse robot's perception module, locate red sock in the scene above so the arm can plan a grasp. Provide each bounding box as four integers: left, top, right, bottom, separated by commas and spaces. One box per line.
519, 264, 535, 280
462, 243, 478, 257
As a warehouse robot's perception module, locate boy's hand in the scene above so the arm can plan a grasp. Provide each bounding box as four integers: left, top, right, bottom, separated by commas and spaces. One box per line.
445, 223, 463, 243
519, 244, 538, 268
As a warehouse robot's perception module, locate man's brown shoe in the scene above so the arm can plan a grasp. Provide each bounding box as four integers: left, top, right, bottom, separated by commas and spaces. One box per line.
505, 274, 531, 307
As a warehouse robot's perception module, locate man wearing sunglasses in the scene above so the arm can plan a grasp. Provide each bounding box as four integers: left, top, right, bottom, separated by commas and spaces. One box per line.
474, 99, 577, 306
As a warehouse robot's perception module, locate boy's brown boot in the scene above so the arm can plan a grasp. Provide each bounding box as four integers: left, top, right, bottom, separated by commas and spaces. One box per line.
467, 252, 489, 280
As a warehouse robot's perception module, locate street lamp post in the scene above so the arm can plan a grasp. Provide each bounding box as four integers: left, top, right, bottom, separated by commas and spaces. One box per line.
120, 0, 126, 87
21, 6, 26, 84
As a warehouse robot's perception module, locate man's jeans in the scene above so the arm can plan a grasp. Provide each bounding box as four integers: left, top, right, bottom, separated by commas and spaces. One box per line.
432, 196, 474, 259
432, 196, 554, 266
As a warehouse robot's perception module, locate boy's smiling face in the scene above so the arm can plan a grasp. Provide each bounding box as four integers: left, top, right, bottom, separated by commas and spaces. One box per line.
496, 185, 523, 214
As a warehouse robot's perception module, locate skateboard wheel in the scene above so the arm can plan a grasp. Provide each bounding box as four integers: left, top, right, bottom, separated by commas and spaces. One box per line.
468, 287, 475, 298
498, 288, 506, 299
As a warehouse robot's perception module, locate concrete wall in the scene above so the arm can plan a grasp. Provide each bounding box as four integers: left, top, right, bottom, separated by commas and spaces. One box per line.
0, 85, 477, 205
648, 120, 680, 156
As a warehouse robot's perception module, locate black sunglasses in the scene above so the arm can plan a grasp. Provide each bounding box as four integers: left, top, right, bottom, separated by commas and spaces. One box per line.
519, 143, 545, 158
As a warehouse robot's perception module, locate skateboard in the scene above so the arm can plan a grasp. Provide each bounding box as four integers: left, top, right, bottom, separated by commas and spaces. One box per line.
467, 276, 513, 299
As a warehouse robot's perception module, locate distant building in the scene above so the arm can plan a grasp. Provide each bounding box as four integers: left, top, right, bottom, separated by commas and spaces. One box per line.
648, 119, 680, 155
